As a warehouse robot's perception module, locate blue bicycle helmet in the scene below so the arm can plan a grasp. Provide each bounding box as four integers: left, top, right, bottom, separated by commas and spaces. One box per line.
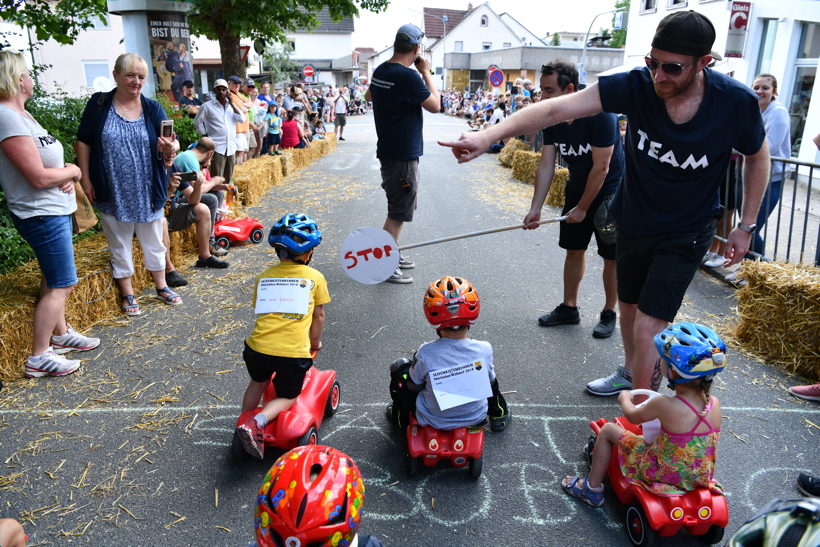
268, 213, 322, 259
654, 322, 726, 384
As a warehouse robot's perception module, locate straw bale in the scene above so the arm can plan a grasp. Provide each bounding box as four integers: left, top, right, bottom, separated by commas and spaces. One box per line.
280, 152, 294, 178
511, 151, 541, 184
0, 233, 154, 380
498, 139, 529, 168
731, 260, 820, 381
546, 167, 569, 208
324, 134, 338, 154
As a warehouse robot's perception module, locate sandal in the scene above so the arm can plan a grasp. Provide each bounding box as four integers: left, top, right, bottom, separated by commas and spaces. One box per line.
155, 286, 182, 306
561, 476, 604, 507
121, 295, 141, 316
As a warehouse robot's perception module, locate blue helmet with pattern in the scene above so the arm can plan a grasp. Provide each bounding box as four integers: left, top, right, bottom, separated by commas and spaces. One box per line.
654, 322, 727, 384
268, 213, 322, 258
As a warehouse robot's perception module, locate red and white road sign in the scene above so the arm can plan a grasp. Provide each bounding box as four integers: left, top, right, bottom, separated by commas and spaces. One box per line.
303, 64, 315, 78
725, 1, 751, 58
339, 228, 399, 284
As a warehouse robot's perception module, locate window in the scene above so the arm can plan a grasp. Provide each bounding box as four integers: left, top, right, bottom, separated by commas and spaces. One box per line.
454, 41, 463, 52
482, 42, 491, 51
641, 0, 657, 12
788, 22, 820, 155
667, 0, 686, 7
755, 19, 778, 76
82, 61, 109, 87
287, 40, 296, 53
435, 67, 442, 75
797, 22, 820, 58
503, 42, 511, 48
480, 15, 488, 27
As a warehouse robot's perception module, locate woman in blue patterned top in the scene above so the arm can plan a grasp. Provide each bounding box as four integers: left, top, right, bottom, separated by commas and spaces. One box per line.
76, 53, 181, 316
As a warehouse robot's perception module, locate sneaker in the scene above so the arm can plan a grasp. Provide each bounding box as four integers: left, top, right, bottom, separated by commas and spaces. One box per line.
195, 255, 230, 268
489, 413, 511, 432
586, 366, 632, 396
338, 137, 345, 141
210, 245, 229, 257
398, 255, 415, 269
725, 270, 747, 286
165, 270, 188, 287
51, 325, 100, 354
797, 474, 820, 497
25, 348, 81, 378
538, 303, 580, 327
703, 252, 725, 268
235, 417, 264, 459
385, 267, 413, 284
592, 309, 617, 339
789, 383, 820, 401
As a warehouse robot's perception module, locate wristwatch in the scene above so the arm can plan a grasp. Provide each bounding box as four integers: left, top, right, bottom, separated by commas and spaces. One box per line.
737, 222, 757, 234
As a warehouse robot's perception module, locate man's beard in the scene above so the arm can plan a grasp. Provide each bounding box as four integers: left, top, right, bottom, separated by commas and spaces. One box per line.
653, 71, 696, 99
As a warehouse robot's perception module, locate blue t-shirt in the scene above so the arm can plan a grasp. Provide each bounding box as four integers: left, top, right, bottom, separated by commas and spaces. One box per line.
174, 149, 201, 174
369, 62, 431, 160
541, 112, 624, 195
598, 67, 766, 236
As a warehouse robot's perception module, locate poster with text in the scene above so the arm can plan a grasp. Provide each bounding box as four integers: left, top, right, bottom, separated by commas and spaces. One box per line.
148, 11, 193, 102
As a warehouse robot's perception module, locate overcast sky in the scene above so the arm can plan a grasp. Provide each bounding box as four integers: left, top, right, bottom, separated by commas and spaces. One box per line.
352, 0, 621, 52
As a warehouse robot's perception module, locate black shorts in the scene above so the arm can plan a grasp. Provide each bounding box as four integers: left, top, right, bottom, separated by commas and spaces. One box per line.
243, 342, 312, 399
380, 158, 419, 223
616, 225, 714, 323
268, 133, 281, 145
559, 188, 616, 260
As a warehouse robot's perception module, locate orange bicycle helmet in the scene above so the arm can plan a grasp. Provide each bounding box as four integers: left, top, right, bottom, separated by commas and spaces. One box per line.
423, 276, 480, 329
255, 445, 365, 547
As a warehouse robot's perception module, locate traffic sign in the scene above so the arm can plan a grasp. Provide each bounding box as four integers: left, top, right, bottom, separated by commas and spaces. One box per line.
302, 64, 315, 78
486, 65, 499, 79
489, 69, 504, 88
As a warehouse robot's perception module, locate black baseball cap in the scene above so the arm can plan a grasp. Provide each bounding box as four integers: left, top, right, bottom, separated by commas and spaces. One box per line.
182, 80, 194, 87
652, 11, 715, 57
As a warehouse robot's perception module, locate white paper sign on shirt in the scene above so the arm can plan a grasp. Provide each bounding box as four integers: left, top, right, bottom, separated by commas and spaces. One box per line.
429, 360, 492, 411
255, 277, 311, 315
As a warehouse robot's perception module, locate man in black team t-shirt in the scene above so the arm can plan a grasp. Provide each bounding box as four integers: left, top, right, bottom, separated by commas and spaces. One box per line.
523, 60, 624, 341
365, 23, 441, 284
440, 11, 770, 396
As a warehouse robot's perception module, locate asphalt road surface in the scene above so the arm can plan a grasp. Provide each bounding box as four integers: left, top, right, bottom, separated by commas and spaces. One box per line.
1, 111, 818, 547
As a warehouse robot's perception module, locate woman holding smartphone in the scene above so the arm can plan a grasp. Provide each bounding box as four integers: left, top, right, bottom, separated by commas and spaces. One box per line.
76, 52, 181, 317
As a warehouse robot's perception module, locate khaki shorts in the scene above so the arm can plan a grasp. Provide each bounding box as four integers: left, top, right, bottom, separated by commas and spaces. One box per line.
235, 131, 249, 152
248, 129, 258, 149
334, 113, 347, 127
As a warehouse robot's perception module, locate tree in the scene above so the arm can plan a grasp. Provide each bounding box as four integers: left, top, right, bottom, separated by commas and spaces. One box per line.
188, 0, 389, 79
550, 33, 561, 47
610, 0, 629, 49
0, 0, 109, 46
262, 42, 301, 87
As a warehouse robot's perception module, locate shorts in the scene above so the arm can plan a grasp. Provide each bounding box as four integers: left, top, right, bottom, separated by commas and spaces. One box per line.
235, 131, 249, 152
243, 342, 313, 399
10, 212, 77, 288
210, 152, 235, 184
380, 158, 419, 223
559, 188, 616, 260
616, 224, 714, 323
248, 129, 258, 149
334, 113, 346, 127
268, 133, 281, 145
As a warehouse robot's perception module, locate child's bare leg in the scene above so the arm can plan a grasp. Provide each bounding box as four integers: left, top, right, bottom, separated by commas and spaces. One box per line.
588, 422, 625, 488
259, 397, 296, 422
241, 380, 268, 413
0, 519, 27, 547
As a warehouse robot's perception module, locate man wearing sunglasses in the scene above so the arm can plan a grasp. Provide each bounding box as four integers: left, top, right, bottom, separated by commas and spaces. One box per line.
440, 11, 769, 397
524, 60, 623, 343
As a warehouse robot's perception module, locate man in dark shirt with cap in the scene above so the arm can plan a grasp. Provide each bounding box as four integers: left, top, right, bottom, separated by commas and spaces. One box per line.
365, 23, 441, 284
440, 11, 770, 395
178, 80, 203, 118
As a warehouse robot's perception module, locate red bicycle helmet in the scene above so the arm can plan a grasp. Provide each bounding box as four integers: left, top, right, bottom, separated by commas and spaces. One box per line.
255, 445, 365, 547
424, 276, 480, 329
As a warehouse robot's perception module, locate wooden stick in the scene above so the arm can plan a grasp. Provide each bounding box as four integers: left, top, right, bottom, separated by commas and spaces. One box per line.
398, 217, 566, 251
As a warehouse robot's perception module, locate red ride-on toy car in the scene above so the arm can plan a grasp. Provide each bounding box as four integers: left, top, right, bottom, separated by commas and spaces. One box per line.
231, 366, 340, 462
586, 416, 728, 546
214, 217, 265, 250
406, 413, 484, 479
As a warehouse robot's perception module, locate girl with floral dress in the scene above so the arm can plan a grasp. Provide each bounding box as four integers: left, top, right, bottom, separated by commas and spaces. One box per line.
562, 322, 726, 507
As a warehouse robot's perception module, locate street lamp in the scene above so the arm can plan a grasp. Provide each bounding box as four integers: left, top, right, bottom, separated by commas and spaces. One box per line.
409, 8, 446, 89
580, 7, 627, 86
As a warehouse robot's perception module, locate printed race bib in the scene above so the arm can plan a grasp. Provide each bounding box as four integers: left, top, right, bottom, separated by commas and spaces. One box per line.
255, 277, 312, 315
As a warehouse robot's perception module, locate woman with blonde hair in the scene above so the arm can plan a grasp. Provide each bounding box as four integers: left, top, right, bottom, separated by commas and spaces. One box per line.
0, 49, 100, 377
76, 52, 181, 317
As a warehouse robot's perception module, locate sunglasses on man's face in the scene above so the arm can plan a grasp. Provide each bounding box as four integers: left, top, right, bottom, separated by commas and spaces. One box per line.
540, 65, 556, 75
644, 55, 697, 77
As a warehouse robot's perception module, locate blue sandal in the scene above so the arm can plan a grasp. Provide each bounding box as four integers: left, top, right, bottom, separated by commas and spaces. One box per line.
121, 295, 141, 316
562, 476, 604, 507
155, 286, 182, 306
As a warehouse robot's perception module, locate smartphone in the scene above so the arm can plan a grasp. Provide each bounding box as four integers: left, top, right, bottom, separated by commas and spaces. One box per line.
414, 56, 421, 66
160, 119, 174, 138
179, 171, 197, 183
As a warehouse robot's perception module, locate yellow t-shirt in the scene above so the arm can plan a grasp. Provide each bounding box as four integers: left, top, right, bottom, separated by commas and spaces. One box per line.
246, 262, 331, 358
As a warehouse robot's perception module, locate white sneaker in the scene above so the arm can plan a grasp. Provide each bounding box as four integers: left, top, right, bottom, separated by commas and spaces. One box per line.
51, 325, 100, 354
385, 267, 413, 284
703, 252, 725, 268
25, 348, 81, 378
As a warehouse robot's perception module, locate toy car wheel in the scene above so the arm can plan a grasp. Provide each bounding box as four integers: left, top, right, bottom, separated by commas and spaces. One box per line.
297, 426, 318, 446
698, 525, 725, 545
231, 431, 252, 463
470, 455, 482, 479
250, 229, 264, 244
324, 381, 340, 417
407, 453, 419, 477
625, 503, 656, 546
585, 435, 596, 469
215, 236, 230, 250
